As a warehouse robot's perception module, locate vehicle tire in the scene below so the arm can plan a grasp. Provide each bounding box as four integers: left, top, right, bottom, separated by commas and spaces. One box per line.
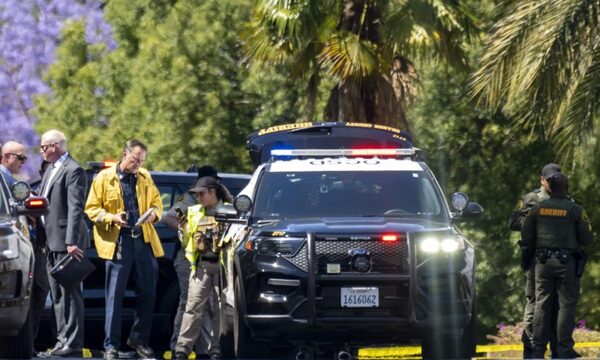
0, 308, 34, 359
233, 276, 270, 359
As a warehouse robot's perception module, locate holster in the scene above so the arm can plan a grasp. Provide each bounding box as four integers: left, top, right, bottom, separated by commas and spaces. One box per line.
573, 250, 587, 278
519, 241, 535, 271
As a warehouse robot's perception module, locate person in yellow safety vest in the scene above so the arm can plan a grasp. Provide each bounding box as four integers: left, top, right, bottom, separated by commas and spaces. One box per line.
174, 176, 228, 360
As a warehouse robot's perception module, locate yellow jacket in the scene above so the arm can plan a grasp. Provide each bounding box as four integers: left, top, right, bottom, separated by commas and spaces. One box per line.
85, 165, 164, 259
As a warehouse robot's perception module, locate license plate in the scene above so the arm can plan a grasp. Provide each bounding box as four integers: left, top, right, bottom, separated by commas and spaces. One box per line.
340, 287, 379, 308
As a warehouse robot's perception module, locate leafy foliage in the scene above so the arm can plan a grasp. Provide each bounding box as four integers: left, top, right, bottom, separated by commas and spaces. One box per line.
34, 0, 305, 173
471, 0, 600, 160
0, 0, 113, 180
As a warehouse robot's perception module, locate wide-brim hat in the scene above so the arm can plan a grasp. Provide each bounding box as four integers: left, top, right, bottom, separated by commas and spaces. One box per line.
188, 176, 218, 193
197, 165, 221, 180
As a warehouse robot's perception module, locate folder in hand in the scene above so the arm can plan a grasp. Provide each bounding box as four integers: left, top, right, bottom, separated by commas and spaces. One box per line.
49, 254, 95, 290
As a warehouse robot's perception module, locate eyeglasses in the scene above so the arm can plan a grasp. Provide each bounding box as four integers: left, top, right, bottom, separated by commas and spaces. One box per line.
128, 154, 145, 165
40, 143, 56, 152
5, 153, 27, 162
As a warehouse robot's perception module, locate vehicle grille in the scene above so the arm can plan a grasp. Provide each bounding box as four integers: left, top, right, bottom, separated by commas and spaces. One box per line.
284, 234, 409, 274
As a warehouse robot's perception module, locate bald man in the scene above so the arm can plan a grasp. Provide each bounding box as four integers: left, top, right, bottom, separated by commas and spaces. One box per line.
38, 129, 89, 357
0, 140, 27, 186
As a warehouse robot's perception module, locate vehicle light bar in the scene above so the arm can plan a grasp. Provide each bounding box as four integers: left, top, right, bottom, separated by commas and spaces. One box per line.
271, 148, 416, 157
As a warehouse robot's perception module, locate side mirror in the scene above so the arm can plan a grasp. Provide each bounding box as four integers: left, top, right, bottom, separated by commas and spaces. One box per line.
460, 202, 484, 220
215, 203, 247, 225
215, 204, 238, 221
10, 182, 49, 217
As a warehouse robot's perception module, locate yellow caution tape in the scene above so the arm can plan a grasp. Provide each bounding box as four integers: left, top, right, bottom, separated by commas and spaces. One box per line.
358, 342, 600, 359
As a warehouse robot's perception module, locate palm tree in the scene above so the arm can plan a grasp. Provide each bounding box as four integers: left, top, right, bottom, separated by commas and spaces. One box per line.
471, 0, 600, 159
244, 0, 476, 129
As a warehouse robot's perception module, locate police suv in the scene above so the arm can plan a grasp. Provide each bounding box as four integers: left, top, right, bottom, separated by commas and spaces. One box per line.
217, 123, 483, 359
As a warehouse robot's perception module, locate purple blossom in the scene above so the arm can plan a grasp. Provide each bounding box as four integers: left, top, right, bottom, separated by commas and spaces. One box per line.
578, 319, 586, 329
0, 0, 115, 180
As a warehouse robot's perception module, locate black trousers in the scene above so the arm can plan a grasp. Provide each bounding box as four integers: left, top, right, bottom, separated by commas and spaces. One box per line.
533, 258, 579, 358
47, 251, 85, 350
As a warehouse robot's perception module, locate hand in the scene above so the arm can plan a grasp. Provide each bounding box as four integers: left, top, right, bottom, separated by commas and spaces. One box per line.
140, 209, 157, 225
111, 212, 129, 227
67, 245, 84, 261
176, 210, 187, 228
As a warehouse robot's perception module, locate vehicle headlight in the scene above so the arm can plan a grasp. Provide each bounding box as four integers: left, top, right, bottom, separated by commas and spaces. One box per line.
245, 236, 305, 256
420, 236, 464, 254
0, 233, 20, 261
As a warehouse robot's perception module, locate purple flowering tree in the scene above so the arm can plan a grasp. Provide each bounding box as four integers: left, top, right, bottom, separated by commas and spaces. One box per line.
0, 0, 114, 180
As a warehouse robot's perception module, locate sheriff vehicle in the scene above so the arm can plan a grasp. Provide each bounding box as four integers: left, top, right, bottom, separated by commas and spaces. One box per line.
217, 122, 483, 359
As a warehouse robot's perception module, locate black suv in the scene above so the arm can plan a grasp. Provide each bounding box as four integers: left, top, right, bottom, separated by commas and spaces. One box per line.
37, 166, 250, 351
0, 173, 48, 359
218, 123, 483, 359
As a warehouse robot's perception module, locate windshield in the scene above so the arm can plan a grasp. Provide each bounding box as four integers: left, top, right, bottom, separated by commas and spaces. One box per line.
253, 170, 448, 222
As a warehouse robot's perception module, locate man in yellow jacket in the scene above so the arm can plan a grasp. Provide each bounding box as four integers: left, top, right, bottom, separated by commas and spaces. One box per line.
85, 139, 163, 360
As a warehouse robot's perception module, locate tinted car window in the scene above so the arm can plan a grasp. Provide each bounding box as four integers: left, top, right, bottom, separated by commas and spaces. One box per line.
253, 171, 447, 222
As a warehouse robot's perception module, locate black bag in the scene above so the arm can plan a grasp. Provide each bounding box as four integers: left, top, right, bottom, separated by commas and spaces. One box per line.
50, 254, 95, 290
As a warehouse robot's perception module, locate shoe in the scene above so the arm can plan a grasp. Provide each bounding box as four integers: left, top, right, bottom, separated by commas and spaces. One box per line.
126, 337, 155, 359
104, 348, 118, 360
38, 343, 63, 358
209, 354, 221, 360
47, 346, 83, 357
174, 352, 188, 360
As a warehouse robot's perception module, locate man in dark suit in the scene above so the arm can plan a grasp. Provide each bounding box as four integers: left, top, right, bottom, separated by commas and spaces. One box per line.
38, 129, 89, 357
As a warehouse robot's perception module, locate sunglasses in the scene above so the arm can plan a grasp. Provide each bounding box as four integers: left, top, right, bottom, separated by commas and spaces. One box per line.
5, 153, 27, 162
40, 143, 56, 152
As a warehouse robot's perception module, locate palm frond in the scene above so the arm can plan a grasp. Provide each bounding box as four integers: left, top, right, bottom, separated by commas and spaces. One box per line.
384, 0, 476, 69
318, 33, 379, 79
470, 0, 547, 108
551, 35, 600, 158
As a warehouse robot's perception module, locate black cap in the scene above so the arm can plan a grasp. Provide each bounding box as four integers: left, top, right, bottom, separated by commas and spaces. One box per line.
197, 165, 220, 180
541, 163, 561, 179
189, 176, 218, 193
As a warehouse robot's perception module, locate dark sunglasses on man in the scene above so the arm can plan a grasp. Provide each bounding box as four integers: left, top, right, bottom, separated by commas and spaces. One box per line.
4, 153, 27, 162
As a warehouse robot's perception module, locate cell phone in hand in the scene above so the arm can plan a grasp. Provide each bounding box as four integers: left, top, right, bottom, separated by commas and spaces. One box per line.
175, 207, 184, 217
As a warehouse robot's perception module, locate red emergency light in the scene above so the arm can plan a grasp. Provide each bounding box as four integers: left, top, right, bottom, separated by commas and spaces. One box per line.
381, 233, 399, 243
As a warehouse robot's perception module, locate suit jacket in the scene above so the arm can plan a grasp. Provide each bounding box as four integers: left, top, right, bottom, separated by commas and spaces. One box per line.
40, 155, 90, 252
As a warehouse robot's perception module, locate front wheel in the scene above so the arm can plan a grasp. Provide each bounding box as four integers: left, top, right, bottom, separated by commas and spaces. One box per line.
233, 276, 271, 359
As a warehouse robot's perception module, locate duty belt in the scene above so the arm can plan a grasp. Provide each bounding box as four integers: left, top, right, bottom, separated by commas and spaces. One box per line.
535, 248, 573, 264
